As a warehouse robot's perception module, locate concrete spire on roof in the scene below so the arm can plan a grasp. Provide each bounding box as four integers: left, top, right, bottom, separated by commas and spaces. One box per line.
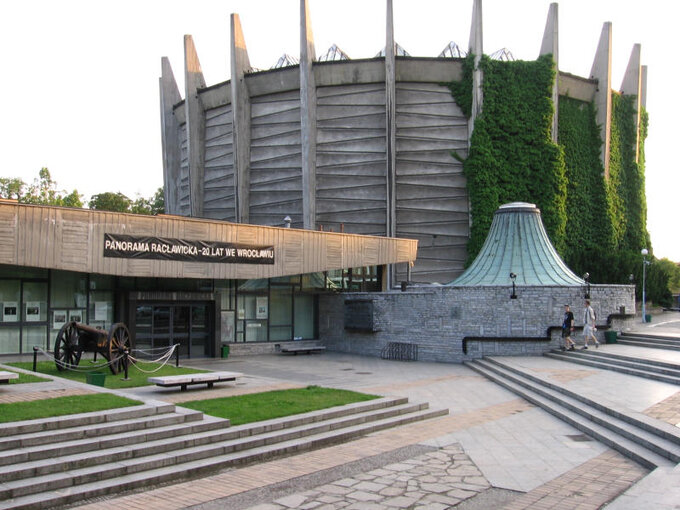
448, 202, 584, 286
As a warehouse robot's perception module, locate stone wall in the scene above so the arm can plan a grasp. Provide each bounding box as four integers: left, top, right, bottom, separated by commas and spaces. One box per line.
318, 284, 635, 363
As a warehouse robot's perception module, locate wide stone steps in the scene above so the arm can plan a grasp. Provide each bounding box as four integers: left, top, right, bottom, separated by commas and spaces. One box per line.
0, 396, 447, 510
617, 333, 680, 351
465, 357, 680, 470
0, 407, 213, 462
545, 350, 680, 385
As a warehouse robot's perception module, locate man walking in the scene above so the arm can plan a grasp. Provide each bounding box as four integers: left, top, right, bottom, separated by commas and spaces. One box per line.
582, 299, 599, 349
561, 304, 576, 351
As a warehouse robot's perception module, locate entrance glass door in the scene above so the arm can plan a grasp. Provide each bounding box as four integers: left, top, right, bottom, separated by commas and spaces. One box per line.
134, 303, 212, 358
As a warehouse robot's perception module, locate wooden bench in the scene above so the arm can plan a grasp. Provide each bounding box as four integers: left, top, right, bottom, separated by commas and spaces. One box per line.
0, 371, 19, 384
275, 344, 326, 355
148, 371, 242, 391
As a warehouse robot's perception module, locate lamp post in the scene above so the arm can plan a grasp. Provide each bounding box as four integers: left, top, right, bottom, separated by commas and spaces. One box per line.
583, 272, 590, 299
509, 272, 517, 299
641, 248, 649, 323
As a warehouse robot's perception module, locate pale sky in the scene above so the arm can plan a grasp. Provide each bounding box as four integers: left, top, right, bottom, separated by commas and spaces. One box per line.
1, 0, 677, 261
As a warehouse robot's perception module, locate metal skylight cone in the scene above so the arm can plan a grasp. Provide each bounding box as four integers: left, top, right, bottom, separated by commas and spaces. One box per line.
448, 202, 584, 286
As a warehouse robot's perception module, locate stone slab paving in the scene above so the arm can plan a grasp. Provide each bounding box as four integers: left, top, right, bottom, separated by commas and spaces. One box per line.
7, 317, 680, 509
244, 444, 490, 510
488, 353, 680, 414
0, 386, 94, 403
501, 450, 648, 510
644, 391, 680, 425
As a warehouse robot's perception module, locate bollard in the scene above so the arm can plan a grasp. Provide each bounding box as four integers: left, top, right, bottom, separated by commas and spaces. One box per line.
175, 344, 180, 367
122, 349, 130, 381
33, 346, 38, 372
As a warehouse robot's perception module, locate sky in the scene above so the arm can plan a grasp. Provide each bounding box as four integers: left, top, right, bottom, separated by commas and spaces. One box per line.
1, 0, 678, 261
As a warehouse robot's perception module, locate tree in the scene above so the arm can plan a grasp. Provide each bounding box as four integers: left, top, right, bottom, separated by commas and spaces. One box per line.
89, 192, 132, 212
149, 187, 165, 215
0, 168, 83, 207
0, 177, 25, 200
89, 187, 164, 215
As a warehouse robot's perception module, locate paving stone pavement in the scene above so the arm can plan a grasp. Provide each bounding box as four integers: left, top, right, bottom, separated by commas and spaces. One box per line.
4, 313, 680, 510
245, 444, 490, 510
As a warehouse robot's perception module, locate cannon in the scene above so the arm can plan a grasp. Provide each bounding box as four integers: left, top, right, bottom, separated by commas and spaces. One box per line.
53, 321, 131, 374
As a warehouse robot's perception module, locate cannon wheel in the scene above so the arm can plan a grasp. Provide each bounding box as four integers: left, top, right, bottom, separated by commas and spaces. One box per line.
107, 323, 131, 375
54, 321, 82, 371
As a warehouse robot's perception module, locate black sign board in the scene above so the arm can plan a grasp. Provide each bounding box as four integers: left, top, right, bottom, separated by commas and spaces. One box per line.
104, 234, 275, 265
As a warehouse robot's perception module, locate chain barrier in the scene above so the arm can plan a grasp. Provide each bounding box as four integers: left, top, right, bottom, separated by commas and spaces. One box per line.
33, 346, 124, 373
127, 344, 178, 373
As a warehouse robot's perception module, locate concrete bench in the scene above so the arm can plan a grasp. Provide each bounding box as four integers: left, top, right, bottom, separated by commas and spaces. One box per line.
276, 344, 326, 355
148, 371, 242, 391
0, 371, 19, 384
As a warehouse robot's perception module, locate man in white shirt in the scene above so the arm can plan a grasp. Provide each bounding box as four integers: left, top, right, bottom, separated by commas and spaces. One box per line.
581, 299, 599, 349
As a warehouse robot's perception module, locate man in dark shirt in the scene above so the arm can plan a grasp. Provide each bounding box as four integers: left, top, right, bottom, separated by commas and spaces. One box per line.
561, 304, 576, 351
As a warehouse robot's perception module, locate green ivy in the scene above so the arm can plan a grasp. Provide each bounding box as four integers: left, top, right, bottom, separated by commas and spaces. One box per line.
447, 54, 654, 297
450, 54, 567, 263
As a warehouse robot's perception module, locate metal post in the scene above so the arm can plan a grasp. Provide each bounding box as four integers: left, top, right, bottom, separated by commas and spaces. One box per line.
122, 349, 130, 381
641, 249, 648, 323
175, 344, 180, 367
33, 346, 38, 372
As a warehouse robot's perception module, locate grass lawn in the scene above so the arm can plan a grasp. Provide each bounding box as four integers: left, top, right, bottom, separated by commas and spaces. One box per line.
181, 385, 379, 426
8, 360, 208, 389
0, 369, 50, 384
0, 393, 142, 423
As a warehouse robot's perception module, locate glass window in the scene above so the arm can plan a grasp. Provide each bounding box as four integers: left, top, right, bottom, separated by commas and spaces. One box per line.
0, 328, 20, 354
294, 294, 315, 339
24, 325, 48, 351
23, 282, 47, 322
0, 280, 20, 323
215, 280, 235, 310
50, 271, 87, 309
270, 287, 292, 341
0, 265, 47, 279
88, 291, 114, 330
90, 275, 114, 290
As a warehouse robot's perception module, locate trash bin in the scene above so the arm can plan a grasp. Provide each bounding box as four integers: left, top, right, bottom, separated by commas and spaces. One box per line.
604, 331, 617, 344
86, 372, 106, 387
645, 314, 652, 323
221, 345, 230, 358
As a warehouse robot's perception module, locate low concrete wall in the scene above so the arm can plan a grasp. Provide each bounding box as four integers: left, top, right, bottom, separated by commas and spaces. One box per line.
319, 284, 635, 363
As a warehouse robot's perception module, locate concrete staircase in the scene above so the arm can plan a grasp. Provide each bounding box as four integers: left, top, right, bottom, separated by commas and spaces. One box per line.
465, 357, 680, 470
616, 333, 680, 351
545, 349, 680, 385
0, 397, 447, 510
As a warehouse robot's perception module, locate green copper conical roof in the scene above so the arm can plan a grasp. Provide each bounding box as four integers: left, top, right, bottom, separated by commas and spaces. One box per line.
448, 202, 584, 286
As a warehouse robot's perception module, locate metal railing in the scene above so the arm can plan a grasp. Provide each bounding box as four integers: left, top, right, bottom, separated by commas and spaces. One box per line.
381, 342, 418, 361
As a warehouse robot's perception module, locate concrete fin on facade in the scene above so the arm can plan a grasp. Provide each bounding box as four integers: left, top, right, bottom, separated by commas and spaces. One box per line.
468, 0, 483, 141
641, 65, 647, 109
620, 43, 642, 163
448, 202, 584, 286
184, 35, 207, 218
301, 0, 317, 230
160, 57, 182, 215
589, 22, 612, 177
231, 13, 252, 223
540, 2, 559, 142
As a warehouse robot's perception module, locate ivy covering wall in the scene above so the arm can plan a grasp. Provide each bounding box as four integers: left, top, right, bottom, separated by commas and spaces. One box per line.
448, 54, 656, 299
449, 54, 567, 264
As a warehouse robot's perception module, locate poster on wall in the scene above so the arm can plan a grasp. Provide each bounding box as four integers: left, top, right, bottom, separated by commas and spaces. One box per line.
69, 310, 83, 323
3, 302, 18, 322
221, 311, 235, 342
52, 310, 67, 329
94, 301, 108, 321
256, 297, 268, 319
25, 302, 41, 322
